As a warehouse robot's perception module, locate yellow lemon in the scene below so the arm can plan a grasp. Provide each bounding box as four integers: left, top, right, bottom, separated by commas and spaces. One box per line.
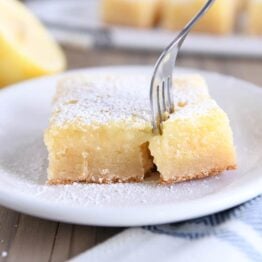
0, 0, 66, 87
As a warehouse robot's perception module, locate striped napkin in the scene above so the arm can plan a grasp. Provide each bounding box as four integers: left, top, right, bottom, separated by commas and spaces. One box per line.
70, 196, 262, 262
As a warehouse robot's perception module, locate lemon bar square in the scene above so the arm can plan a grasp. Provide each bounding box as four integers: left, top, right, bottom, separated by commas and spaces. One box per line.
101, 0, 160, 28
247, 0, 262, 35
45, 75, 151, 184
44, 74, 236, 184
161, 0, 236, 34
150, 100, 237, 183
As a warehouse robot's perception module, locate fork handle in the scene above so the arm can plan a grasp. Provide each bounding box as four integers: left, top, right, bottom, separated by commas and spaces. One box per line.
167, 0, 216, 50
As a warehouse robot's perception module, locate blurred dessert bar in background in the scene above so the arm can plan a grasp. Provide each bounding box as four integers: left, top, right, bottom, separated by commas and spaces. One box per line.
247, 0, 262, 35
101, 0, 262, 36
101, 0, 160, 28
237, 0, 247, 11
161, 0, 236, 34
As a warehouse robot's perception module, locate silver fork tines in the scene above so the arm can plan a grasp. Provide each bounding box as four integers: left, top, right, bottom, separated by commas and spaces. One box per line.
150, 0, 216, 135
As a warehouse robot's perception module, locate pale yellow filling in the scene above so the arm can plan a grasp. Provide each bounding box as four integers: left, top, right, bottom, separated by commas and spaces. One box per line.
150, 102, 237, 183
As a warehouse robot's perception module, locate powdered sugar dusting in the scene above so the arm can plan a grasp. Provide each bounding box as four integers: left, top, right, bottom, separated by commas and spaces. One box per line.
170, 99, 219, 120
50, 74, 210, 128
51, 75, 151, 128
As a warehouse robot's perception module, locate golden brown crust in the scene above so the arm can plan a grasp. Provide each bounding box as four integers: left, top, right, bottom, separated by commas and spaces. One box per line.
160, 165, 237, 185
48, 165, 237, 185
48, 176, 143, 185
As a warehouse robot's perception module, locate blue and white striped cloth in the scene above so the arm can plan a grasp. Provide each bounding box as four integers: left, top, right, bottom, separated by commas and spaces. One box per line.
71, 196, 262, 262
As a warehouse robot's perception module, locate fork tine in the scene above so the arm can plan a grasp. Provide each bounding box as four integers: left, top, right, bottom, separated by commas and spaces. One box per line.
156, 84, 163, 124
150, 79, 159, 132
164, 78, 170, 113
167, 76, 175, 113
162, 81, 167, 113
150, 0, 215, 134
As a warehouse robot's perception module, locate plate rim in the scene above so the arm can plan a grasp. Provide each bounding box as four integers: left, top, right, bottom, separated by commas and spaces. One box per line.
0, 174, 261, 227
0, 65, 262, 227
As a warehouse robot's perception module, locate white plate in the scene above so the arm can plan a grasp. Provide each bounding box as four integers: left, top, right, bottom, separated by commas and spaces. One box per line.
26, 0, 262, 58
0, 66, 262, 227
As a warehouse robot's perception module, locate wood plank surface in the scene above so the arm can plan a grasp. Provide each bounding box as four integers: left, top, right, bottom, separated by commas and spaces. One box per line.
0, 46, 261, 262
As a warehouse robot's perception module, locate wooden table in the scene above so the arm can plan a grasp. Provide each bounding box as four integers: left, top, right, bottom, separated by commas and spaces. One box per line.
0, 46, 261, 262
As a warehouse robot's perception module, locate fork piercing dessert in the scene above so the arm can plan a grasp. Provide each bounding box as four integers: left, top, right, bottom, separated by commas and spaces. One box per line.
44, 74, 237, 184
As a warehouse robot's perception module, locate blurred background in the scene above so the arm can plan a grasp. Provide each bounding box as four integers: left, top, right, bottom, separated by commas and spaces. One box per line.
25, 0, 262, 84
25, 0, 262, 56
18, 0, 262, 87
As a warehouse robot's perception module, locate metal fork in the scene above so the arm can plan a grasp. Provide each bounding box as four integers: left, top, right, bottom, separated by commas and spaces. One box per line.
150, 0, 216, 134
